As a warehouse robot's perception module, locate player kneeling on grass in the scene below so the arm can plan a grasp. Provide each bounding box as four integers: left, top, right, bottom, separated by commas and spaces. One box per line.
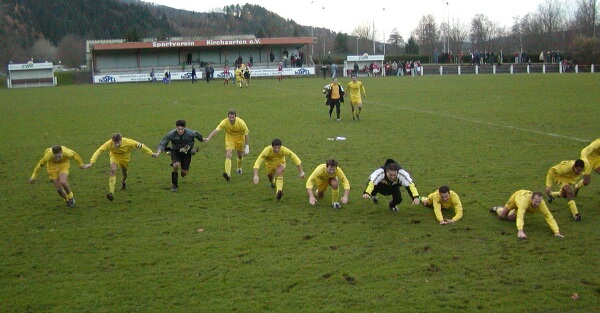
252, 139, 305, 200
490, 190, 563, 239
362, 159, 420, 212
545, 159, 587, 221
83, 133, 156, 201
306, 159, 350, 208
29, 145, 84, 208
420, 185, 463, 224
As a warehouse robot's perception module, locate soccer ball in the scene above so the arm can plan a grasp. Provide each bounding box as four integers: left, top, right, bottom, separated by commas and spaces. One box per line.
363, 53, 369, 58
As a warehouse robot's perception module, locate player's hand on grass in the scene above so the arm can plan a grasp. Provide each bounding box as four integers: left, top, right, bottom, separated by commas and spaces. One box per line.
440, 219, 454, 225
253, 175, 259, 184
341, 196, 348, 204
309, 196, 317, 205
518, 230, 527, 239
298, 171, 305, 179
412, 197, 421, 205
362, 193, 371, 199
28, 178, 35, 184
82, 163, 93, 169
554, 233, 564, 238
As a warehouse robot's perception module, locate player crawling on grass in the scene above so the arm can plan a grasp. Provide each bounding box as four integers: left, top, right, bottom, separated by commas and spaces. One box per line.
490, 190, 564, 239
362, 159, 420, 212
252, 138, 304, 200
306, 159, 350, 208
29, 145, 84, 208
83, 133, 156, 201
153, 120, 204, 192
545, 159, 587, 221
420, 185, 463, 224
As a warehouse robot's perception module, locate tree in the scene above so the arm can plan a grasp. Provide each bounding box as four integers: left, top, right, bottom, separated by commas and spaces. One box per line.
569, 35, 600, 63
387, 28, 404, 54
352, 23, 374, 55
571, 0, 598, 37
405, 36, 419, 55
536, 0, 565, 48
32, 38, 57, 62
56, 34, 85, 68
413, 14, 439, 57
470, 14, 494, 51
448, 17, 467, 55
333, 33, 349, 53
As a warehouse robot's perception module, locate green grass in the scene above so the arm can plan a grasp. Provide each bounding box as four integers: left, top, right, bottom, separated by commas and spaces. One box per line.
1, 74, 599, 312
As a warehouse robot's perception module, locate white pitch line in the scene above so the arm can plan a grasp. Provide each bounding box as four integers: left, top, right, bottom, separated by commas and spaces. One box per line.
372, 100, 591, 143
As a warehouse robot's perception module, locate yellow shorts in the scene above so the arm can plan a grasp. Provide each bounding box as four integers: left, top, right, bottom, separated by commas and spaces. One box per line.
313, 177, 336, 193
265, 162, 285, 176
110, 155, 130, 169
47, 162, 70, 180
350, 96, 362, 106
225, 137, 245, 151
584, 157, 600, 174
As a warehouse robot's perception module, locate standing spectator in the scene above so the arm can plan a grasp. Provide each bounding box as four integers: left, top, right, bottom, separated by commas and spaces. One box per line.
149, 68, 157, 83
249, 55, 253, 66
204, 110, 250, 182
191, 66, 197, 83
269, 50, 275, 62
28, 145, 84, 208
392, 61, 398, 76
490, 190, 563, 239
252, 138, 305, 200
353, 62, 359, 76
163, 67, 170, 84
330, 62, 338, 79
154, 120, 204, 192
282, 49, 289, 67
209, 65, 214, 81
277, 62, 284, 82
321, 64, 328, 79
433, 49, 439, 63
306, 159, 350, 208
83, 133, 155, 201
205, 64, 211, 83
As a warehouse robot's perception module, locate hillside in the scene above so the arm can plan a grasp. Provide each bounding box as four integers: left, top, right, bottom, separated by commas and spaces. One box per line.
0, 0, 326, 69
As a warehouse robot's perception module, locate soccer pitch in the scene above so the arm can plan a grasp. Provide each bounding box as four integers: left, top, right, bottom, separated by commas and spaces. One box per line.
1, 74, 599, 311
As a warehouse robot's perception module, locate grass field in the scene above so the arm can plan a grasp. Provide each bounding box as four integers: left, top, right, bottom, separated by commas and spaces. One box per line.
1, 74, 599, 312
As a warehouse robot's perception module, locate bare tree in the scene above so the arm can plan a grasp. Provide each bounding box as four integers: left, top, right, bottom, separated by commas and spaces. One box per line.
469, 14, 494, 52
56, 34, 86, 68
413, 14, 440, 58
536, 0, 566, 49
352, 23, 374, 55
570, 0, 598, 37
448, 17, 467, 55
32, 38, 57, 62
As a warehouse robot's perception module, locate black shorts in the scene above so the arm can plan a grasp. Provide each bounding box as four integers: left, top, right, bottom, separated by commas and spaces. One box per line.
171, 150, 192, 171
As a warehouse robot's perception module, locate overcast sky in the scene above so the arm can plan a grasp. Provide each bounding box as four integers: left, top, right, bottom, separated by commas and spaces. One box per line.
143, 0, 554, 40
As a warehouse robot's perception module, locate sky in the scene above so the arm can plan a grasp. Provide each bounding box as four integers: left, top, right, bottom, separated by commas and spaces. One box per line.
144, 0, 548, 40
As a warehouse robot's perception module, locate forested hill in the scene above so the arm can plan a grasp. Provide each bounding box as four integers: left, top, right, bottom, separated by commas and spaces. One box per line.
0, 0, 316, 68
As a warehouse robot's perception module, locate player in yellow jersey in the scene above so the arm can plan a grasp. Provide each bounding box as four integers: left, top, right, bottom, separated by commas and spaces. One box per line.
490, 190, 563, 239
579, 138, 600, 189
83, 133, 156, 201
346, 74, 366, 120
205, 110, 250, 182
253, 138, 305, 200
545, 159, 587, 221
420, 185, 463, 224
306, 159, 350, 208
234, 65, 244, 88
28, 145, 84, 208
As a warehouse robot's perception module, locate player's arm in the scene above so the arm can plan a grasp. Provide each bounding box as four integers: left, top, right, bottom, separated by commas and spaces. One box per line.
134, 139, 154, 156
433, 197, 445, 223
244, 134, 250, 155
85, 140, 111, 168
450, 195, 463, 222
405, 183, 420, 204
69, 149, 85, 168
515, 206, 527, 238
154, 132, 174, 157
539, 202, 562, 237
204, 128, 220, 142
286, 149, 304, 178
545, 167, 557, 194
337, 168, 350, 204
305, 169, 318, 205
252, 149, 267, 184
193, 131, 204, 143
29, 153, 51, 182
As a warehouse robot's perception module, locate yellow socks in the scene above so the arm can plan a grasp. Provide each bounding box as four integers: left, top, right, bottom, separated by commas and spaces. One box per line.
224, 159, 232, 175
332, 188, 339, 204
275, 177, 283, 192
567, 200, 578, 216
109, 176, 116, 194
